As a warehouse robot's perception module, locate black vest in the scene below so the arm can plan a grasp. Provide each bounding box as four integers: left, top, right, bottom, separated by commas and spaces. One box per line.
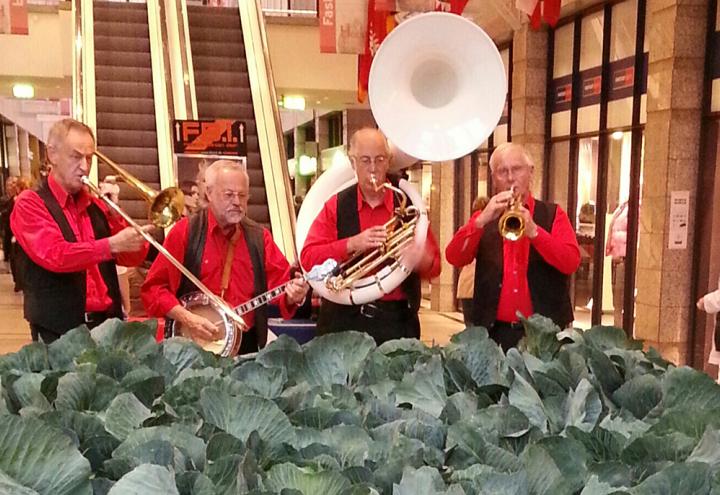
472, 199, 574, 328
323, 181, 421, 310
176, 209, 269, 347
17, 179, 122, 333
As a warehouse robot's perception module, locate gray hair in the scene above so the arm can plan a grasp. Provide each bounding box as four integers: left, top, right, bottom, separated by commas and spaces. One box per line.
204, 160, 247, 190
348, 127, 391, 157
47, 118, 95, 149
489, 143, 534, 172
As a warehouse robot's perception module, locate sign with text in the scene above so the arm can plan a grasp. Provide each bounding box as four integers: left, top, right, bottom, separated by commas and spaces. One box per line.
668, 190, 690, 250
173, 119, 247, 156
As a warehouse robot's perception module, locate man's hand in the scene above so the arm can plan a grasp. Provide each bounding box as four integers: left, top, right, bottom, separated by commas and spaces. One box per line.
475, 190, 514, 229
346, 225, 387, 254
517, 205, 538, 239
108, 225, 153, 254
284, 273, 309, 306
399, 238, 432, 273
174, 307, 223, 342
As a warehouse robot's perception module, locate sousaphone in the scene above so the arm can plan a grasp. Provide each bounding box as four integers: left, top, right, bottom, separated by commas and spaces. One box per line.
297, 12, 507, 304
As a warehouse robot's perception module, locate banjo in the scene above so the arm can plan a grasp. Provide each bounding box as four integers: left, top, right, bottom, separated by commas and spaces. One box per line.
166, 260, 335, 357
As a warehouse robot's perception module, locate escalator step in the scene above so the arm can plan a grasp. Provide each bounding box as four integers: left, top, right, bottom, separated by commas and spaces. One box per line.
96, 96, 156, 115
94, 5, 148, 24
97, 161, 160, 184
187, 8, 243, 30
190, 39, 245, 57
97, 129, 158, 148
95, 66, 153, 83
188, 25, 242, 43
97, 113, 156, 132
194, 70, 249, 88
195, 85, 252, 105
94, 35, 150, 53
98, 146, 159, 166
192, 55, 247, 72
196, 102, 254, 120
96, 81, 153, 99
94, 21, 149, 38
95, 50, 152, 69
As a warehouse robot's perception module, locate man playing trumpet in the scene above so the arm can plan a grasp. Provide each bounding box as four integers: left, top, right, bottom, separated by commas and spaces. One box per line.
446, 143, 580, 351
301, 128, 441, 344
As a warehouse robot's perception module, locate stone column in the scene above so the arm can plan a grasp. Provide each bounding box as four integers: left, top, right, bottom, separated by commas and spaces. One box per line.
430, 160, 456, 312
634, 1, 707, 364
511, 23, 548, 195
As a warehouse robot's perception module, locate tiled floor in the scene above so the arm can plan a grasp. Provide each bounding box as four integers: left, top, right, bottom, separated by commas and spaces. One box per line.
0, 272, 467, 356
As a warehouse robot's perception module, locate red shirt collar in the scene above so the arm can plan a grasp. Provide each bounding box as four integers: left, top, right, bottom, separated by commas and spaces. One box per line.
48, 174, 93, 211
525, 193, 535, 213
355, 183, 395, 213
206, 208, 241, 238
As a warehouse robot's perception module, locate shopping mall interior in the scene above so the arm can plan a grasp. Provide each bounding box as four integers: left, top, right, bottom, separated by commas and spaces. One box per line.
2, 0, 720, 492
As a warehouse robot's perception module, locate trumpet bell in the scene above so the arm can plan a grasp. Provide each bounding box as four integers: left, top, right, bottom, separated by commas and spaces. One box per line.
369, 12, 507, 162
150, 187, 185, 228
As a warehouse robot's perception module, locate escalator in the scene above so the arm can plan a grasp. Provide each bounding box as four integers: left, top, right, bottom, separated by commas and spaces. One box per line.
186, 5, 269, 226
92, 1, 160, 223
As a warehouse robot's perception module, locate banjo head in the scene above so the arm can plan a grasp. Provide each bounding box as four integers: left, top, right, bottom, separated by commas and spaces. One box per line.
170, 292, 242, 357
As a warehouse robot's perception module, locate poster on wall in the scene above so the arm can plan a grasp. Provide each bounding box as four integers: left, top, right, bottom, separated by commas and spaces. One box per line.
0, 0, 29, 35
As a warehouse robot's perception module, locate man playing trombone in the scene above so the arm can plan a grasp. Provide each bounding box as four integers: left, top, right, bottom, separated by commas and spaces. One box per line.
141, 160, 308, 355
445, 143, 580, 351
301, 128, 441, 344
10, 118, 150, 342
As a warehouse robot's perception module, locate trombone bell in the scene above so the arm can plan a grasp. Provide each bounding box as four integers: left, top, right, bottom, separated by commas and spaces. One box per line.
94, 150, 184, 228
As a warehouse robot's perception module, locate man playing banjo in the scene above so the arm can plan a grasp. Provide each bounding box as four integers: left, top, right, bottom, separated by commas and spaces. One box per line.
141, 159, 308, 355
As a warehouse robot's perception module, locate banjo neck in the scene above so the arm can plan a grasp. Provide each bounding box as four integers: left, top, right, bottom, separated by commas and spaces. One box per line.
234, 281, 291, 316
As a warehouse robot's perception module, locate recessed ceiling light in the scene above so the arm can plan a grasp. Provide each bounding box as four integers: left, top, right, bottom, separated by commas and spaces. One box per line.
12, 83, 34, 99
283, 95, 305, 110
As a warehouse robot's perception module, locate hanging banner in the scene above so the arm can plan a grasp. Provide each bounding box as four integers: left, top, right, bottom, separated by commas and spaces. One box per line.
0, 0, 28, 35
319, 0, 369, 54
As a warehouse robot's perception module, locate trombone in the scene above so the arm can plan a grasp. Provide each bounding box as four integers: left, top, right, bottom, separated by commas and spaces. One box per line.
85, 152, 246, 331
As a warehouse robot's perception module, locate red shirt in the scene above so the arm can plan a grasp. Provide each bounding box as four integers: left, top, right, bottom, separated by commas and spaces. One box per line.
141, 210, 297, 328
300, 185, 441, 301
445, 195, 580, 323
10, 174, 148, 312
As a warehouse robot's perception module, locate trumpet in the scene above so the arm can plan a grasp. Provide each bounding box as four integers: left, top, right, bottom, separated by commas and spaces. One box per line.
498, 186, 525, 241
325, 174, 419, 292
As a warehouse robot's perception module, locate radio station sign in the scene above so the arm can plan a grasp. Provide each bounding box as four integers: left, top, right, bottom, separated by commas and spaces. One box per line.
173, 119, 247, 156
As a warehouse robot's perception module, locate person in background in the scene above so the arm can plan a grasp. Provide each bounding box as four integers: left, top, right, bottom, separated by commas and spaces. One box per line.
456, 196, 489, 326
99, 175, 132, 315
445, 143, 580, 352
605, 200, 628, 328
698, 276, 720, 315
0, 176, 19, 288
301, 127, 441, 345
180, 180, 201, 217
142, 160, 309, 354
10, 118, 150, 342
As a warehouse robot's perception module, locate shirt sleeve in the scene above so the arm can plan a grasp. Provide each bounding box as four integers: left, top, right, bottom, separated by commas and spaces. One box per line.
262, 229, 297, 320
418, 227, 442, 279
10, 191, 113, 273
300, 196, 349, 271
141, 221, 189, 317
93, 198, 149, 267
530, 205, 581, 275
704, 276, 720, 314
445, 210, 485, 267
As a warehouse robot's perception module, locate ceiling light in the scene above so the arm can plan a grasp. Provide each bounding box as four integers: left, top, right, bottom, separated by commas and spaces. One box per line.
283, 95, 305, 110
12, 83, 34, 99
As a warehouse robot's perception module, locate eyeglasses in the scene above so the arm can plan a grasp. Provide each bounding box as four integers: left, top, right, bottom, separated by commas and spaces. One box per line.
220, 190, 248, 201
351, 155, 389, 166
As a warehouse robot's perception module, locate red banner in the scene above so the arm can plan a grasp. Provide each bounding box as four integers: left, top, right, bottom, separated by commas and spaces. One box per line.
0, 0, 28, 35
319, 0, 369, 54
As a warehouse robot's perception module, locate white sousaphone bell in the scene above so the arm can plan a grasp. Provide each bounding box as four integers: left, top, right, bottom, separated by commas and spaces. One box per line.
297, 12, 507, 305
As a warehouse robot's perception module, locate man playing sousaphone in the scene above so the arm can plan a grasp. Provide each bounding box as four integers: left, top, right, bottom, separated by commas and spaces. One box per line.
141, 160, 308, 355
445, 143, 580, 351
301, 128, 441, 344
